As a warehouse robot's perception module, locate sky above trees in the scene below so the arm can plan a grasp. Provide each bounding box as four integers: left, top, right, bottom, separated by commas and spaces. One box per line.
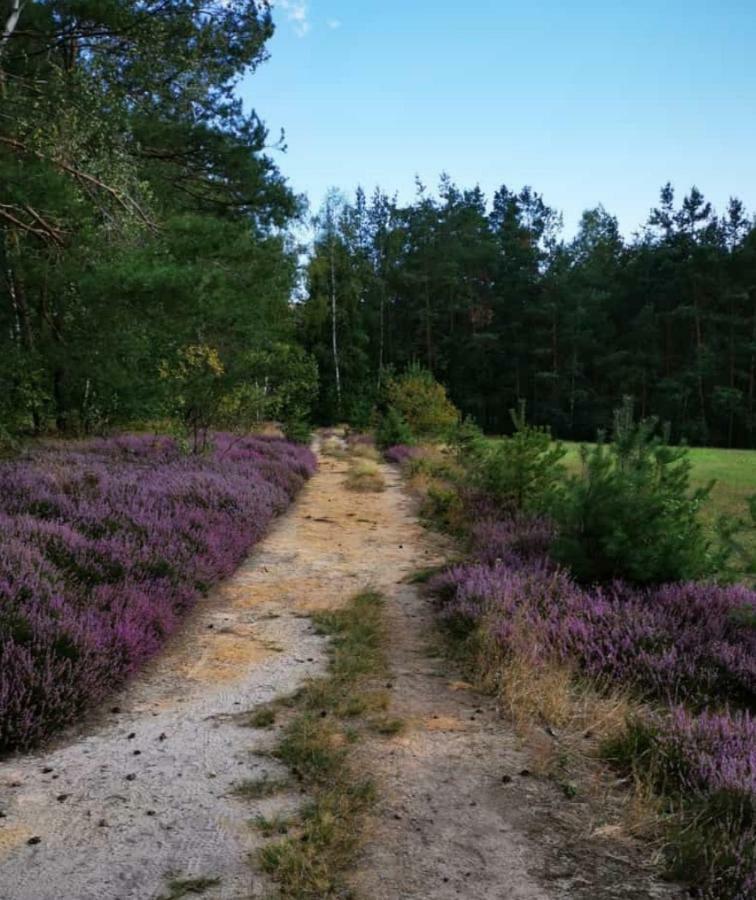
241, 0, 756, 235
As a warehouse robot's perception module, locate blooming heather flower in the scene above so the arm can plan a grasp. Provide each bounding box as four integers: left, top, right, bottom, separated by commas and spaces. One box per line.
0, 434, 316, 751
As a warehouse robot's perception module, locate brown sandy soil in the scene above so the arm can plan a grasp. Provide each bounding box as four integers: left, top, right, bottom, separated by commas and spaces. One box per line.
0, 438, 683, 900
348, 463, 684, 900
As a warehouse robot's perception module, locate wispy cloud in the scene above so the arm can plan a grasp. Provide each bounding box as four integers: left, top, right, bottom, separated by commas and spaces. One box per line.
327, 19, 341, 30
277, 1, 311, 38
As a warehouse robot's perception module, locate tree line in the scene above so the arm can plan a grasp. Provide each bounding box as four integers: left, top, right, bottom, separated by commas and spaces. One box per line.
1, 1, 312, 444
4, 4, 756, 450
302, 180, 756, 447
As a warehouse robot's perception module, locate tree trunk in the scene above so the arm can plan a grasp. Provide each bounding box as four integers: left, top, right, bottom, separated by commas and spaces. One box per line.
330, 240, 342, 414
0, 0, 22, 59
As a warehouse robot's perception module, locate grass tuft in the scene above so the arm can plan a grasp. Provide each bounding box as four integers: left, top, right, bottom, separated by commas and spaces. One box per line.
258, 590, 389, 898
246, 707, 277, 729
233, 776, 290, 800
345, 460, 386, 493
158, 876, 221, 900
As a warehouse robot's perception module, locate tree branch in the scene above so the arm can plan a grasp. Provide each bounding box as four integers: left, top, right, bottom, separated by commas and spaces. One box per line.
0, 135, 158, 230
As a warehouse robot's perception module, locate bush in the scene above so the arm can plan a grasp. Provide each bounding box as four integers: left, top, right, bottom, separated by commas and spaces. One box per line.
384, 445, 424, 466
283, 418, 312, 444
550, 399, 719, 585
450, 415, 485, 462
376, 406, 414, 449
469, 402, 565, 513
385, 366, 459, 438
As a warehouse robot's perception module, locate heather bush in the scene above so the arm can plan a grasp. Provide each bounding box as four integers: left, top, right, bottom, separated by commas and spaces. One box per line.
550, 400, 718, 585
603, 709, 755, 899
384, 445, 424, 466
431, 551, 755, 708
468, 402, 565, 513
428, 511, 756, 898
0, 433, 316, 751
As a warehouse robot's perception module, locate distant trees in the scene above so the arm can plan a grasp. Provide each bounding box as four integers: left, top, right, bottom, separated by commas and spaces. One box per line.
302, 179, 756, 447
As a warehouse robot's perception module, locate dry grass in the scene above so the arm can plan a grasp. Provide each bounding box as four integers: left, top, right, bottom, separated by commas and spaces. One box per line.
350, 443, 381, 462
345, 459, 386, 492
456, 619, 666, 841
158, 876, 221, 899
321, 436, 347, 458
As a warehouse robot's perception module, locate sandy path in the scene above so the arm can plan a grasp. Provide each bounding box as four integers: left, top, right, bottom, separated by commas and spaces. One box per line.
0, 442, 681, 900
0, 444, 437, 900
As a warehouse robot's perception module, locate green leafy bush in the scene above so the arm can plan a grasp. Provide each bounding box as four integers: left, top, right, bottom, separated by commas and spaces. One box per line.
549, 399, 720, 585
469, 402, 565, 512
385, 365, 459, 437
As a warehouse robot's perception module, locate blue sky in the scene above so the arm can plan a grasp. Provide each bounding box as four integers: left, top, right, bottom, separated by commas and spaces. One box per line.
239, 1, 756, 236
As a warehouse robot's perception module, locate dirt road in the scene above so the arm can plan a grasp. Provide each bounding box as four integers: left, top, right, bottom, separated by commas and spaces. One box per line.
0, 442, 678, 900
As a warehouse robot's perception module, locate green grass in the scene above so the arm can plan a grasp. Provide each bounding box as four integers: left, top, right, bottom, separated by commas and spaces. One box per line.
232, 776, 290, 800
254, 590, 393, 899
158, 877, 221, 900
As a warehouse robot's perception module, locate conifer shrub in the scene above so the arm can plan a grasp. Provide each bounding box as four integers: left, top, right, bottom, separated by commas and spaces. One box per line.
468, 402, 565, 513
549, 399, 720, 585
375, 406, 414, 449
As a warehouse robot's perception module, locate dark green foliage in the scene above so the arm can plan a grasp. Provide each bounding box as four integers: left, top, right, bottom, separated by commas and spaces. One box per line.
0, 2, 304, 438
549, 400, 719, 584
375, 407, 414, 449
283, 419, 313, 445
450, 416, 485, 462
301, 179, 756, 448
469, 402, 566, 512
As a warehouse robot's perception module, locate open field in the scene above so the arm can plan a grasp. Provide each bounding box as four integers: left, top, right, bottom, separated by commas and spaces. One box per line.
561, 442, 756, 521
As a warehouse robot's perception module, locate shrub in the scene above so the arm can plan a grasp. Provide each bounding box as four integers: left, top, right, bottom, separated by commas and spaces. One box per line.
283, 418, 312, 444
385, 365, 459, 438
375, 406, 414, 449
449, 415, 485, 462
468, 402, 565, 513
0, 433, 316, 750
549, 399, 718, 585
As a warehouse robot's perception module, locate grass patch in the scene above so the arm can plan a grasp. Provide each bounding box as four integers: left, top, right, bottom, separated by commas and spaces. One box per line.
369, 715, 405, 736
253, 813, 295, 838
233, 776, 290, 800
158, 876, 220, 900
321, 437, 347, 458
405, 563, 450, 584
350, 443, 381, 462
247, 707, 277, 729
344, 459, 386, 493
258, 590, 390, 898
